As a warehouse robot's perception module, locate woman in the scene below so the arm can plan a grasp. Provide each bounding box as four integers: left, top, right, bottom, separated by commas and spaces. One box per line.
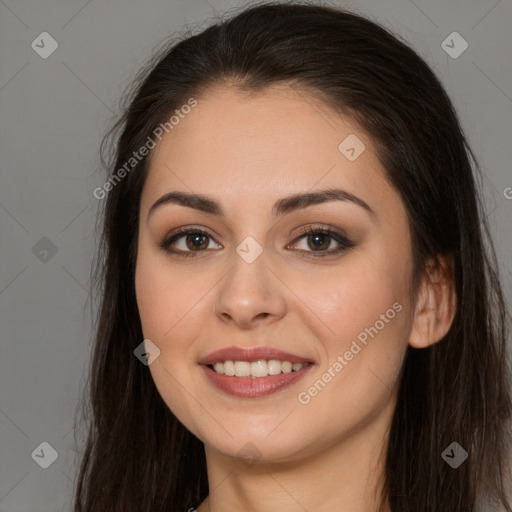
74, 2, 512, 511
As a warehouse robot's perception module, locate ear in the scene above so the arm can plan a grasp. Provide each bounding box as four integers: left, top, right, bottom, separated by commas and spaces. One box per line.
409, 254, 457, 349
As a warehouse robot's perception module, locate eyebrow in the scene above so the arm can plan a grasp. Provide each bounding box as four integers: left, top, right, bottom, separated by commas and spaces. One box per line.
147, 187, 376, 221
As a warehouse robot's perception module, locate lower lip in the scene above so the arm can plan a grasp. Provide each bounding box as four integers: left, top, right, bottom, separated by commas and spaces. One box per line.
201, 364, 314, 398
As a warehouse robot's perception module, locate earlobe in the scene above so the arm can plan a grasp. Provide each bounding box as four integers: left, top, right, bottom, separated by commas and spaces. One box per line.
408, 255, 457, 349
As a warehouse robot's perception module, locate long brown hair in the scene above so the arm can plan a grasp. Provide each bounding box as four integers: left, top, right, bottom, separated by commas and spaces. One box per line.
73, 2, 512, 510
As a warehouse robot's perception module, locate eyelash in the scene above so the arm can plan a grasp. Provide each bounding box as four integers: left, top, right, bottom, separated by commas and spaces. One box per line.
159, 225, 354, 259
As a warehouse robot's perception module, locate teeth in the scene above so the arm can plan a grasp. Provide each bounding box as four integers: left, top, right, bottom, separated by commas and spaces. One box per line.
223, 360, 235, 376
281, 361, 292, 373
210, 359, 306, 378
251, 360, 268, 377
234, 361, 251, 377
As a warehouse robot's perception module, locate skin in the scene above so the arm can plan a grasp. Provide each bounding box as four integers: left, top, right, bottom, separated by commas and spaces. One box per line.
135, 84, 456, 512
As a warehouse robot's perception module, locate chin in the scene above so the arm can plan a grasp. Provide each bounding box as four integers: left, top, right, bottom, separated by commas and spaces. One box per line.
198, 422, 317, 465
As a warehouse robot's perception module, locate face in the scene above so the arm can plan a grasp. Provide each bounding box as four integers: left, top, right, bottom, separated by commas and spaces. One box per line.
135, 84, 416, 464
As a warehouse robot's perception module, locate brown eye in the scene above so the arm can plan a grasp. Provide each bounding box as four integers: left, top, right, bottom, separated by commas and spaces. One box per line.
184, 232, 210, 251
160, 228, 221, 257
290, 227, 354, 258
305, 232, 331, 251
160, 226, 353, 259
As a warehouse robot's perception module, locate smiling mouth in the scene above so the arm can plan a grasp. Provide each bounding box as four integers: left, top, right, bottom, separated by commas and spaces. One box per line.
207, 360, 313, 378
201, 360, 314, 398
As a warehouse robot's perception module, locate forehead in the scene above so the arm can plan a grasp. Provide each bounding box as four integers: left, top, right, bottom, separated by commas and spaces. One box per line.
142, 84, 395, 216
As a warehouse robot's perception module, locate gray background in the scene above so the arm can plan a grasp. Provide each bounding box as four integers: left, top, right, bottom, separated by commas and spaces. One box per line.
0, 0, 510, 510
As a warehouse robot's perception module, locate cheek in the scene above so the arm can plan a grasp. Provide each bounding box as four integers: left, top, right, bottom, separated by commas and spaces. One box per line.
296, 248, 411, 349
272, 286, 409, 456
291, 245, 412, 410
135, 246, 184, 355
135, 246, 216, 414
135, 257, 172, 342
135, 244, 200, 344
135, 249, 209, 431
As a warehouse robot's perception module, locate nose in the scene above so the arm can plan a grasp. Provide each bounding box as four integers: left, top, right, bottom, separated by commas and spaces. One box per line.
214, 251, 287, 329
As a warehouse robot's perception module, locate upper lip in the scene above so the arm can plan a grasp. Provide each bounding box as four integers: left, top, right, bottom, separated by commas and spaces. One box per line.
198, 346, 313, 365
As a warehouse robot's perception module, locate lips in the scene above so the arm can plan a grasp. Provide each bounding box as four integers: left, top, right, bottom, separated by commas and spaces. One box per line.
198, 346, 315, 398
